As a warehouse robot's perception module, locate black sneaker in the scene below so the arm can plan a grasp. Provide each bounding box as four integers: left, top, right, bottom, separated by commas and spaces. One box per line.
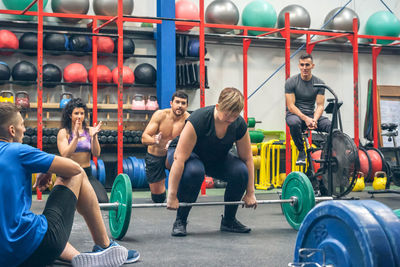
220, 216, 251, 233
171, 219, 187, 237
296, 150, 306, 165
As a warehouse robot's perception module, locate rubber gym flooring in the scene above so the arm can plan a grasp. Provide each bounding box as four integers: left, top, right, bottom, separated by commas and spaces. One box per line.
30, 186, 400, 267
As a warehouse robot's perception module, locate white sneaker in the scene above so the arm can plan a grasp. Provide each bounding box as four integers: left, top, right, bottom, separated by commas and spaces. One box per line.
71, 245, 128, 267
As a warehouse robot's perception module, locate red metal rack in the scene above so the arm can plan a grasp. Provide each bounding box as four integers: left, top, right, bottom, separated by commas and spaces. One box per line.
1, 0, 400, 182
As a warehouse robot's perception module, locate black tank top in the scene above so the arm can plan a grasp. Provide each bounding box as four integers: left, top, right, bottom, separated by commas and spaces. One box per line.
171, 105, 247, 167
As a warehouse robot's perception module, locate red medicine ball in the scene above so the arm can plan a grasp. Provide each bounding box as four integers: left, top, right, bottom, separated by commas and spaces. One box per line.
0, 30, 19, 55
89, 65, 112, 83
112, 66, 134, 85
97, 36, 114, 54
63, 63, 88, 83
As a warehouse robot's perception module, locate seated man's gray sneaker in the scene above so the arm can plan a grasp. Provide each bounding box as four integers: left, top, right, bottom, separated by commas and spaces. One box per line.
71, 245, 128, 267
92, 240, 140, 264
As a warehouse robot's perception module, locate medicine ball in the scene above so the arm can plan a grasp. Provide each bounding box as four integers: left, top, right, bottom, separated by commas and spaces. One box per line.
112, 66, 134, 85
43, 64, 62, 87
113, 38, 135, 56
44, 33, 68, 51
88, 65, 112, 83
97, 36, 114, 54
0, 30, 19, 55
0, 61, 11, 81
134, 63, 156, 85
12, 61, 37, 82
19, 32, 37, 55
187, 39, 207, 57
63, 63, 88, 83
68, 35, 92, 52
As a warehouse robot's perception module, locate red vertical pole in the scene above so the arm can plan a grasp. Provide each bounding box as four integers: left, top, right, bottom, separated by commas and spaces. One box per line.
199, 0, 206, 195
92, 19, 98, 166
372, 45, 382, 148
284, 12, 291, 175
243, 30, 251, 122
199, 0, 205, 108
352, 18, 359, 147
117, 0, 124, 173
36, 0, 44, 200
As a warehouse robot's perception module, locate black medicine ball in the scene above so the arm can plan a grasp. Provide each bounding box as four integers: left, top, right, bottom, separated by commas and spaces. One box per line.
43, 64, 62, 87
44, 33, 68, 51
68, 35, 92, 52
134, 63, 156, 85
12, 61, 37, 82
19, 32, 38, 55
113, 38, 135, 56
0, 61, 10, 81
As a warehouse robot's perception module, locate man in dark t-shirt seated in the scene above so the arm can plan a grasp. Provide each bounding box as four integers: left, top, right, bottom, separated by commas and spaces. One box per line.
166, 87, 257, 237
285, 53, 331, 165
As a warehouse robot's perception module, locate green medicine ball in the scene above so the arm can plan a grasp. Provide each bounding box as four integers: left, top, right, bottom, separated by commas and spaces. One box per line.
242, 0, 277, 36
2, 0, 49, 20
365, 11, 400, 45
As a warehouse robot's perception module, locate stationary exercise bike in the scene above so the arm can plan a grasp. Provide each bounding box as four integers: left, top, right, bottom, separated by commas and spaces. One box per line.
301, 84, 359, 198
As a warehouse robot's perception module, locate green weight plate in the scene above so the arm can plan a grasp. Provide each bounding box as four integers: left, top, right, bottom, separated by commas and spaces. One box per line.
248, 117, 256, 128
281, 171, 315, 230
249, 130, 264, 143
394, 209, 400, 219
109, 173, 132, 240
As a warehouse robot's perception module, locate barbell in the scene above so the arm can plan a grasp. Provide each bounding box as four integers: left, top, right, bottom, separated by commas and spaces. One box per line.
100, 171, 333, 240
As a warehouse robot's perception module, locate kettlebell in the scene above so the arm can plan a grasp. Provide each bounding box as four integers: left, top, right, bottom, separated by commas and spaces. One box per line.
60, 93, 73, 109
372, 171, 387, 190
352, 172, 365, 192
0, 90, 14, 103
15, 91, 30, 109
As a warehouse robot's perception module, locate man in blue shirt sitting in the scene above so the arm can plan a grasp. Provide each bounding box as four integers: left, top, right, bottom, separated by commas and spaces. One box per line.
0, 102, 139, 267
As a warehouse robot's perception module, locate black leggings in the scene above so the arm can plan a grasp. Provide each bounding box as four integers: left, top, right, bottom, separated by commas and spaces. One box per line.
19, 185, 77, 267
167, 149, 248, 222
286, 113, 331, 151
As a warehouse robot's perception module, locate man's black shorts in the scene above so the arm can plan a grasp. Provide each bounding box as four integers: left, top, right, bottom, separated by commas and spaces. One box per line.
145, 153, 167, 184
19, 185, 77, 267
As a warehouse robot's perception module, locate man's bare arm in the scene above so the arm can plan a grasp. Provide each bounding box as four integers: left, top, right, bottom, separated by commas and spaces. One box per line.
142, 110, 164, 145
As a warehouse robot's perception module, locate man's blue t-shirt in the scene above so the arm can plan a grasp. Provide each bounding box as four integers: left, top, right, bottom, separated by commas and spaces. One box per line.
0, 142, 55, 267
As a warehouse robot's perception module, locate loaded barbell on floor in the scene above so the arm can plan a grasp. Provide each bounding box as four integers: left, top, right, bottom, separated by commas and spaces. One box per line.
99, 171, 333, 240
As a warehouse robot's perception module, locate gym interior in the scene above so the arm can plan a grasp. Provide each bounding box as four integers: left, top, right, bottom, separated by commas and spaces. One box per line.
1, 0, 400, 266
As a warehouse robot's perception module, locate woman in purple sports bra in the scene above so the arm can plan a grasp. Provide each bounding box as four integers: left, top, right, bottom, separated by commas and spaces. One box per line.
57, 98, 108, 202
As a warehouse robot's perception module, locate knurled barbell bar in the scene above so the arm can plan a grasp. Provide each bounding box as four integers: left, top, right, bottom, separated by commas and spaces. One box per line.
99, 171, 333, 240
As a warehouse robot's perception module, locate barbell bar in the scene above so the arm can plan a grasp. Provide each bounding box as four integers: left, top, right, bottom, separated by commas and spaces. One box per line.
100, 196, 334, 210
99, 171, 335, 240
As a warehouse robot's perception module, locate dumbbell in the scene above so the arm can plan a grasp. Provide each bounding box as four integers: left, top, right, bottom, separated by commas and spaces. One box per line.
22, 135, 31, 144
49, 135, 57, 144
42, 136, 49, 144
25, 127, 34, 136
99, 135, 107, 144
